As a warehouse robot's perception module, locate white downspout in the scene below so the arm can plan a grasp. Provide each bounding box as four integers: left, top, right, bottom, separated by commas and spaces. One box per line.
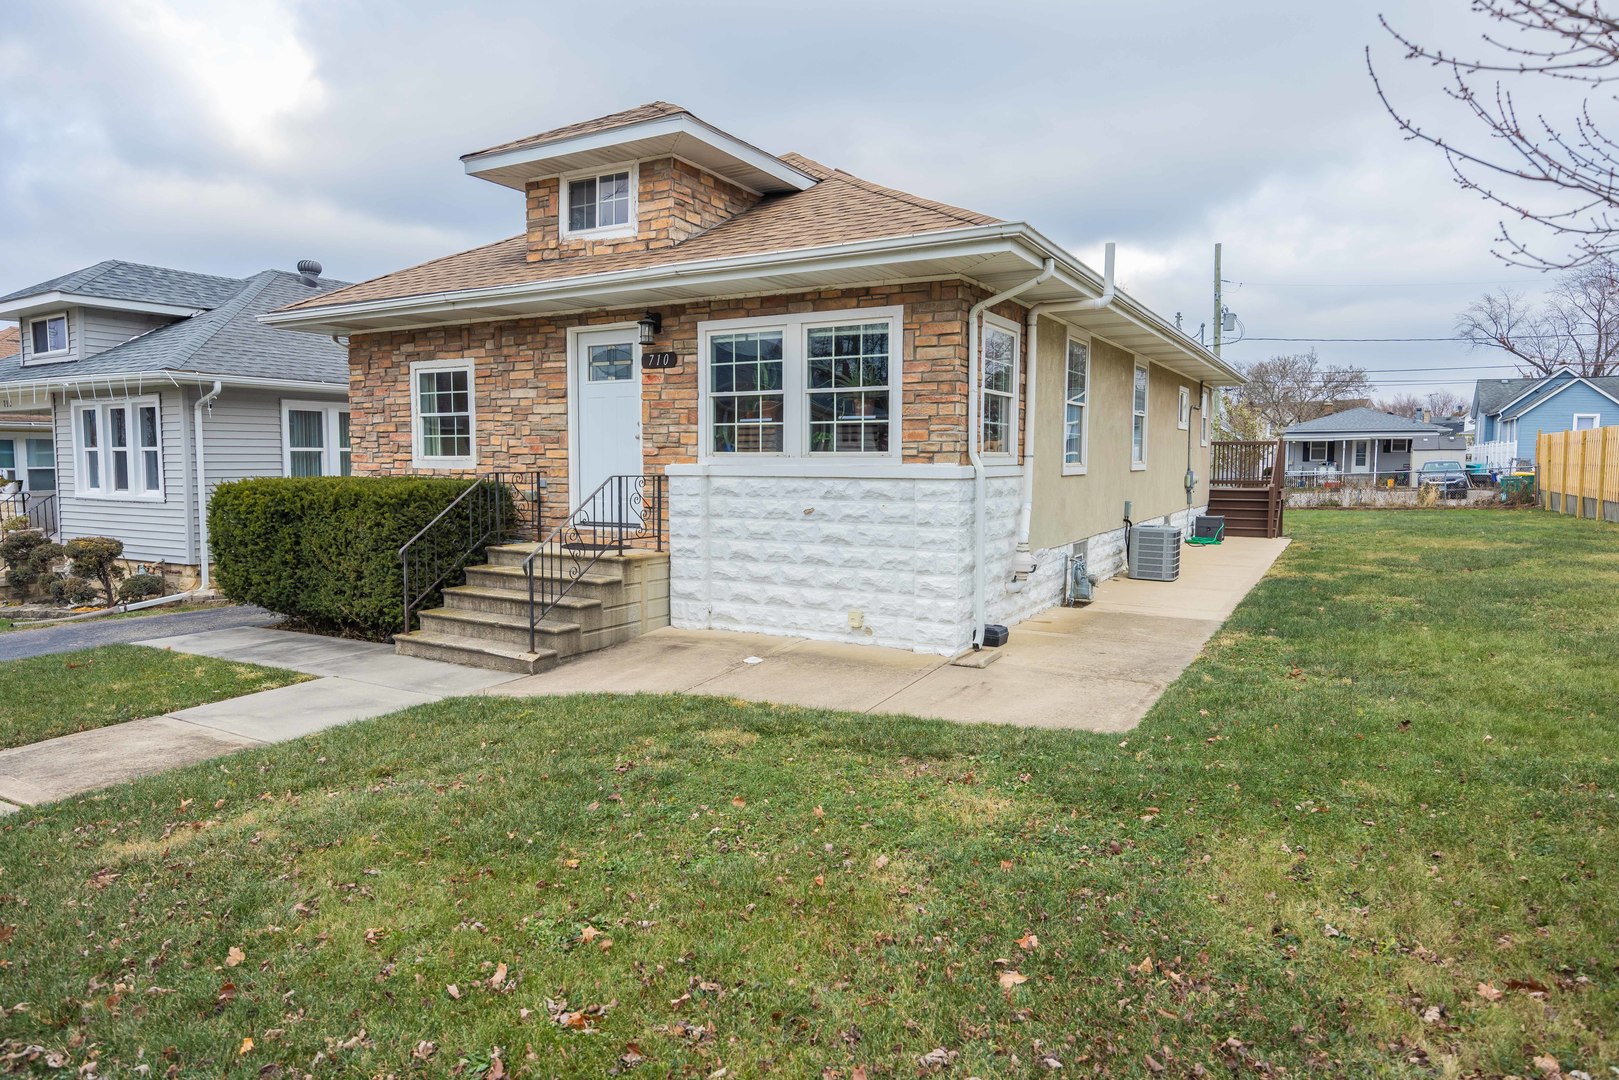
1008, 243, 1116, 590
968, 257, 1056, 648
193, 380, 223, 591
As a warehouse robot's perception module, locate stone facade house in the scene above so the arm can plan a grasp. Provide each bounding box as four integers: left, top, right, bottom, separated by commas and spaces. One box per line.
267, 102, 1243, 662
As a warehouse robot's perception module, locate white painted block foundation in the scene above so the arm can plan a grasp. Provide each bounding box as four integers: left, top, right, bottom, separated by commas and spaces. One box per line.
669, 468, 1206, 655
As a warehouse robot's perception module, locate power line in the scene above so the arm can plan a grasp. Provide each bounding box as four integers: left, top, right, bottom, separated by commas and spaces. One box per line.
1227, 279, 1543, 289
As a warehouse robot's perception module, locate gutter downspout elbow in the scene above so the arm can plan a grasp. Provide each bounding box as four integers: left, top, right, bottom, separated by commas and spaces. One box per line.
1009, 244, 1116, 590
194, 381, 224, 592
968, 257, 1057, 645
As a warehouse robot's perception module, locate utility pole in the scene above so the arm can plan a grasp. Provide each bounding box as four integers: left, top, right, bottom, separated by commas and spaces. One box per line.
1212, 242, 1222, 359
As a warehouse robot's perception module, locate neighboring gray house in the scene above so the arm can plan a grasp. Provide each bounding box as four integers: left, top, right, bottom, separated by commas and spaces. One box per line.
1281, 407, 1467, 485
0, 260, 349, 584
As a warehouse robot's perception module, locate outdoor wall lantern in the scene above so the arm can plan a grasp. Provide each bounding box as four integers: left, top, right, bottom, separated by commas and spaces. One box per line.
638, 311, 663, 346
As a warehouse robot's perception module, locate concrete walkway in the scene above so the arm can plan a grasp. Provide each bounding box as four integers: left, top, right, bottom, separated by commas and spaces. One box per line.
0, 627, 523, 810
0, 603, 280, 661
490, 535, 1290, 730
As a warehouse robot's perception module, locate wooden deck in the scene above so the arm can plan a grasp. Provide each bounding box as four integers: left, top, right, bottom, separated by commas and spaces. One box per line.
1207, 439, 1285, 538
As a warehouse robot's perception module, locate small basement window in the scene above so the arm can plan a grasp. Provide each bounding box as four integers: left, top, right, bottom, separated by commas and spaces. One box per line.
565, 166, 635, 235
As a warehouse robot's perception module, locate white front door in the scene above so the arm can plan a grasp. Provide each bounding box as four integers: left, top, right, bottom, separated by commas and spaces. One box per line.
1350, 439, 1370, 473
573, 327, 643, 512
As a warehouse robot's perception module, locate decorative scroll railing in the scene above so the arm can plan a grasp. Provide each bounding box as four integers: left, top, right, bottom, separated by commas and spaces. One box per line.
0, 492, 56, 537
399, 473, 543, 636
522, 474, 666, 653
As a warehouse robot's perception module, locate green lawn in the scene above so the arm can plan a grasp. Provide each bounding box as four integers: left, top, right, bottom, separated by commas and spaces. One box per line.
0, 644, 309, 749
0, 510, 1613, 1076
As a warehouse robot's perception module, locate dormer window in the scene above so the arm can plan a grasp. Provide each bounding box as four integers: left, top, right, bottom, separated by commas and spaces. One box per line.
29, 313, 68, 358
564, 165, 635, 236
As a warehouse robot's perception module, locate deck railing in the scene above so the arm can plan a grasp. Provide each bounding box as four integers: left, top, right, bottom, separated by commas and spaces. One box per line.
0, 492, 57, 537
1210, 439, 1281, 487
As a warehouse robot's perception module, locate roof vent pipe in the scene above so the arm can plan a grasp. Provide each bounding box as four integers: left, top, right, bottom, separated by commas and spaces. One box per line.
296, 259, 323, 287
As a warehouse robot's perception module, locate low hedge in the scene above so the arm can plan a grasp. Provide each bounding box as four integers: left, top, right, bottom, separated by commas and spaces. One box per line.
209, 476, 512, 640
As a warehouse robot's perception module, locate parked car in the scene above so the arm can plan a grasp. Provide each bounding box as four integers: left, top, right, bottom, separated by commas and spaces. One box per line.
1418, 460, 1469, 499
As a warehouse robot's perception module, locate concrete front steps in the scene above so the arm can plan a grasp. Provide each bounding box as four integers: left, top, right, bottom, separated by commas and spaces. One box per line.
394, 544, 670, 674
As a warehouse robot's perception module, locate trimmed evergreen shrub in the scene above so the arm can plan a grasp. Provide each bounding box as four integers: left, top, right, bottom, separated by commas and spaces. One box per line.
63, 537, 125, 603
209, 476, 512, 640
118, 573, 166, 603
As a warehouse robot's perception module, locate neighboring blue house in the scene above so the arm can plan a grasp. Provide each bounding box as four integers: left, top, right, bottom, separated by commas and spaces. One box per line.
1472, 369, 1619, 465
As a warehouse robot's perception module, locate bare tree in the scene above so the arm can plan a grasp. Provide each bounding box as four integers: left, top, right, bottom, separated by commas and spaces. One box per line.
1457, 255, 1619, 373
1221, 351, 1376, 437
1376, 389, 1470, 417
1376, 392, 1428, 418
1369, 2, 1619, 268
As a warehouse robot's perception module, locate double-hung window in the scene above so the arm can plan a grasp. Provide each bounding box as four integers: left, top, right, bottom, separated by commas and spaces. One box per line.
1303, 441, 1330, 463
981, 317, 1020, 458
28, 313, 69, 360
283, 401, 353, 477
1131, 364, 1149, 468
1177, 386, 1191, 429
1063, 334, 1089, 473
73, 398, 162, 497
410, 360, 476, 469
25, 438, 55, 492
1200, 389, 1211, 446
701, 307, 902, 459
564, 166, 635, 235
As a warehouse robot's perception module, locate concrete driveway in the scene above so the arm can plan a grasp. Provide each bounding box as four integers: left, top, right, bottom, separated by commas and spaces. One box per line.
491, 535, 1290, 730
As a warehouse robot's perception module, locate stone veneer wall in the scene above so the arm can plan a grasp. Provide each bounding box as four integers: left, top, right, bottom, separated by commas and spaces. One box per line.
524, 157, 760, 263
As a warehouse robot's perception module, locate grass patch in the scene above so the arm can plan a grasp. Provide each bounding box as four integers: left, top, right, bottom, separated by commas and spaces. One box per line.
0, 644, 309, 749
0, 510, 1613, 1076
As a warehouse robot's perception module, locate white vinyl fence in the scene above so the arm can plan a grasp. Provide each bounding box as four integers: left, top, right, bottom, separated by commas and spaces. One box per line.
1468, 440, 1517, 471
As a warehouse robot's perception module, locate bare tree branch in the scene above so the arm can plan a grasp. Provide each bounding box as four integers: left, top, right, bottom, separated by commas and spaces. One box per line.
1457, 255, 1619, 372
1370, 2, 1619, 268
1220, 351, 1376, 437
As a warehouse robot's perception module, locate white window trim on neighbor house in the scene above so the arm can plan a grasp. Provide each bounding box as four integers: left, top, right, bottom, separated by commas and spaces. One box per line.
697, 305, 904, 463
560, 162, 638, 240
1177, 385, 1191, 430
980, 312, 1021, 463
1062, 330, 1090, 475
1302, 440, 1330, 463
1200, 388, 1211, 446
1572, 412, 1601, 430
1131, 362, 1149, 470
71, 396, 163, 500
409, 358, 478, 470
281, 400, 352, 477
27, 312, 70, 363
1378, 438, 1413, 453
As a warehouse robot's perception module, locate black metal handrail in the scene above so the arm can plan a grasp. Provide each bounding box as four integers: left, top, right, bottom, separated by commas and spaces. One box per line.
0, 492, 57, 537
522, 474, 665, 653
400, 472, 543, 636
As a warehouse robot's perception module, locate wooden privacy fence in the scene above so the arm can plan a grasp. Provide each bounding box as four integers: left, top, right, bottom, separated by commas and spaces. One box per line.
1538, 427, 1619, 523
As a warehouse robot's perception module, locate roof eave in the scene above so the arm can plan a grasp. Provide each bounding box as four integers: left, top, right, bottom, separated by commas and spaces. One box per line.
0, 291, 207, 320
461, 113, 816, 195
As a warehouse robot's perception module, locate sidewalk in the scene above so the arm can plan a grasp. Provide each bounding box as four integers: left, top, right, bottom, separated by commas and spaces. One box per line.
0, 627, 523, 811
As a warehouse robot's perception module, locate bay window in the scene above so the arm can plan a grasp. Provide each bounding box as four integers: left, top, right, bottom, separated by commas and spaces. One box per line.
700, 307, 901, 459
1063, 334, 1089, 473
1131, 364, 1149, 468
283, 401, 352, 477
73, 398, 162, 497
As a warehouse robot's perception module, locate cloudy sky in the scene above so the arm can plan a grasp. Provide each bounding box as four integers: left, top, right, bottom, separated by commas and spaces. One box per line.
0, 0, 1574, 401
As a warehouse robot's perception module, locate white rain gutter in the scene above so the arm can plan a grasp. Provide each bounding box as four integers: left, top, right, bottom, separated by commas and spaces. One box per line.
1008, 244, 1116, 590
967, 257, 1056, 649
193, 380, 223, 590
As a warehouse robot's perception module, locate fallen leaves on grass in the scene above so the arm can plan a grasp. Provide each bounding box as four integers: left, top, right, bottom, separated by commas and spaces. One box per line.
547, 998, 614, 1033
238, 1037, 253, 1055
225, 946, 245, 968
412, 1041, 436, 1060
446, 984, 461, 1000
1016, 932, 1039, 950
998, 970, 1028, 990
918, 1047, 959, 1070
1477, 982, 1504, 1002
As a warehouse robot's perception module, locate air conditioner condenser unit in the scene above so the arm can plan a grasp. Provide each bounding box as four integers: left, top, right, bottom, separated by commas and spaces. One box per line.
1128, 524, 1182, 582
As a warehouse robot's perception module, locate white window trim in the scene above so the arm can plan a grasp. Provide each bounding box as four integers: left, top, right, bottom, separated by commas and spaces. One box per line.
70, 396, 164, 500
696, 305, 904, 463
560, 161, 639, 240
282, 400, 351, 477
1061, 330, 1091, 476
980, 312, 1021, 463
409, 358, 478, 470
1572, 412, 1601, 430
1130, 362, 1149, 471
1177, 385, 1191, 430
26, 311, 71, 364
1200, 388, 1211, 447
1379, 438, 1412, 454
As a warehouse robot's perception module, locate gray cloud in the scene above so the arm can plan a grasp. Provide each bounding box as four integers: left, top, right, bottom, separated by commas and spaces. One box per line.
0, 0, 1566, 394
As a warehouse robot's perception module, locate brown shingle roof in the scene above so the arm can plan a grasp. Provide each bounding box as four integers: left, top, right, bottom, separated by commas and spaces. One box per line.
462, 101, 691, 160
0, 325, 17, 360
281, 156, 1000, 313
